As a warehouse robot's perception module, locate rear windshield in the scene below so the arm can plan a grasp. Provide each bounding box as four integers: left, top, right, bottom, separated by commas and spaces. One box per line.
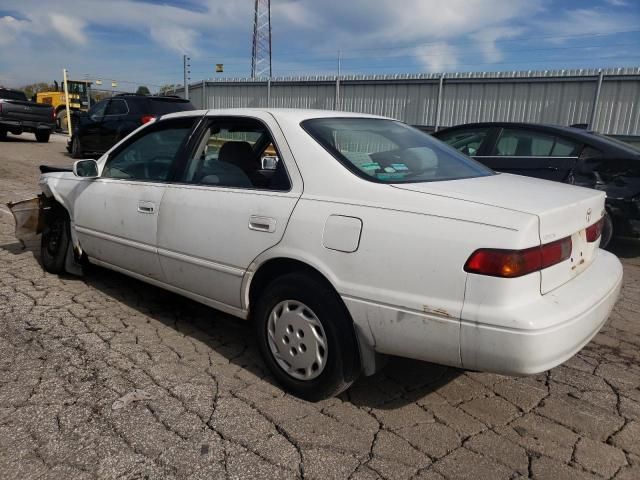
302, 118, 494, 183
149, 98, 195, 115
0, 90, 28, 101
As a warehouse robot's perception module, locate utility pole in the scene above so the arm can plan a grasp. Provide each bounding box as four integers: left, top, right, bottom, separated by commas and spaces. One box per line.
251, 0, 272, 78
62, 68, 72, 137
183, 54, 191, 100
335, 49, 342, 110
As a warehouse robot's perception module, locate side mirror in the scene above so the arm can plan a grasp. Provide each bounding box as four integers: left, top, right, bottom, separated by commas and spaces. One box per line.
73, 159, 99, 178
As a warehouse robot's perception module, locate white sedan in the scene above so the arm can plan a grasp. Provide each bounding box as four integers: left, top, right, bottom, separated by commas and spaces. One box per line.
23, 109, 623, 400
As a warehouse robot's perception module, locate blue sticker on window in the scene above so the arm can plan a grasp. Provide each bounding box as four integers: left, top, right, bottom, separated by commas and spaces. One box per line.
391, 163, 409, 171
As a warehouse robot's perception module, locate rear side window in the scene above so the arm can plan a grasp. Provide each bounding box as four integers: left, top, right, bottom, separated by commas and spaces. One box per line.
436, 128, 490, 156
495, 129, 579, 157
302, 118, 493, 183
149, 98, 194, 115
0, 90, 27, 101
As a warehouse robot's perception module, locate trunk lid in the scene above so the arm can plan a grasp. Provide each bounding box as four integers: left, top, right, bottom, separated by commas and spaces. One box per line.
392, 173, 606, 293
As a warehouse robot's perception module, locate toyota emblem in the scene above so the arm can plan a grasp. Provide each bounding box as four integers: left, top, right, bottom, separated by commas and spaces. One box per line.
586, 208, 592, 223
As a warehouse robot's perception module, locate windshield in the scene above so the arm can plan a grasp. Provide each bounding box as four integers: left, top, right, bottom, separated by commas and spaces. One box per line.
302, 118, 494, 183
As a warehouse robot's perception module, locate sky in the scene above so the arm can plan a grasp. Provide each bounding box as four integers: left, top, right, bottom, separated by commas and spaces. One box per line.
0, 0, 639, 92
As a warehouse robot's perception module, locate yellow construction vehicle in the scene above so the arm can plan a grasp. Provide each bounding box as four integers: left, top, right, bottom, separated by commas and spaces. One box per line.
36, 79, 91, 132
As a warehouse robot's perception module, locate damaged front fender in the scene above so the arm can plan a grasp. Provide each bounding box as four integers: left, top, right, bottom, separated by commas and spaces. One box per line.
6, 194, 49, 247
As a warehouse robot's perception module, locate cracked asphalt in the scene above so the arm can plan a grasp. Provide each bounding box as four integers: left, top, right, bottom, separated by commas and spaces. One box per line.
1, 132, 640, 480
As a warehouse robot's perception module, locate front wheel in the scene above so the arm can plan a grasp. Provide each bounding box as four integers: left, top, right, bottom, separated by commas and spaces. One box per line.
600, 212, 614, 249
56, 109, 68, 133
40, 208, 70, 274
71, 135, 83, 158
35, 131, 50, 143
254, 272, 360, 401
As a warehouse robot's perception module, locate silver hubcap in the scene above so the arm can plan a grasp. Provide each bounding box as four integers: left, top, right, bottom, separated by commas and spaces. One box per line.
267, 300, 328, 380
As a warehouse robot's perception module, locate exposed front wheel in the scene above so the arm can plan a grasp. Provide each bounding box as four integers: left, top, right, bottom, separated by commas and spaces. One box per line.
35, 131, 50, 143
40, 208, 70, 274
254, 272, 360, 401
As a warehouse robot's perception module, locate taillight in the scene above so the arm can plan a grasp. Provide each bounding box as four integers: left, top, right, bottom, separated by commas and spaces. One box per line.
586, 218, 604, 243
464, 237, 572, 278
141, 115, 156, 124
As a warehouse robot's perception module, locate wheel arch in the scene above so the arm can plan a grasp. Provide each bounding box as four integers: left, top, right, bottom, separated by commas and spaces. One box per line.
245, 256, 380, 377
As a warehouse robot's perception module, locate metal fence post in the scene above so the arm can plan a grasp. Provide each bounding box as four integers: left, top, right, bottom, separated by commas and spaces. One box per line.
267, 78, 271, 107
335, 76, 340, 111
202, 79, 206, 109
434, 73, 445, 131
588, 69, 604, 131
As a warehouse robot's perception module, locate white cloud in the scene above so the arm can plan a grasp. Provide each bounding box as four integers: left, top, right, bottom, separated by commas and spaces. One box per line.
471, 27, 525, 63
49, 14, 87, 44
604, 0, 629, 6
0, 16, 29, 46
414, 42, 458, 72
537, 8, 637, 41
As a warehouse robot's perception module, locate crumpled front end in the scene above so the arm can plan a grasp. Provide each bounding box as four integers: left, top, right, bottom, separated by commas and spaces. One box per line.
6, 195, 46, 247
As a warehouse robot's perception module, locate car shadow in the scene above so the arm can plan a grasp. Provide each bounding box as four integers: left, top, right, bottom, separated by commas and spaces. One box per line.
608, 237, 640, 260
0, 237, 461, 406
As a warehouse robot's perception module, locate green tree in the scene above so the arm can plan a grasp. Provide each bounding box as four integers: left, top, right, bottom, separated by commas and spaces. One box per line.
20, 82, 54, 100
159, 84, 178, 95
135, 85, 151, 96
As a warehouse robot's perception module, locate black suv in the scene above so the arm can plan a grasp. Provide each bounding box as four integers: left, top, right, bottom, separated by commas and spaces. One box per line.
69, 95, 194, 158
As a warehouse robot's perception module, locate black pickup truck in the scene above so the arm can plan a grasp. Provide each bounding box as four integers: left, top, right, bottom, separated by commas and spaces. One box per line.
0, 88, 55, 143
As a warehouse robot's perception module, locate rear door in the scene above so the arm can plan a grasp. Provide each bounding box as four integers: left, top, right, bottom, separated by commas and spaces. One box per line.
156, 112, 301, 311
479, 127, 581, 182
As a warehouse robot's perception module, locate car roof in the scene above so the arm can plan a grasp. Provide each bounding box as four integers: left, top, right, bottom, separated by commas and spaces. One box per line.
162, 108, 390, 122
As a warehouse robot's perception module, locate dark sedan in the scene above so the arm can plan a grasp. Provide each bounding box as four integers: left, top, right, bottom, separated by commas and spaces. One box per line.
69, 94, 194, 158
433, 122, 640, 247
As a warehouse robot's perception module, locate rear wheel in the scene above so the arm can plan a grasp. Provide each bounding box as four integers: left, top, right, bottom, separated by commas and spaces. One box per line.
40, 208, 70, 274
600, 212, 614, 249
56, 109, 68, 133
254, 272, 360, 400
71, 135, 83, 158
35, 131, 50, 143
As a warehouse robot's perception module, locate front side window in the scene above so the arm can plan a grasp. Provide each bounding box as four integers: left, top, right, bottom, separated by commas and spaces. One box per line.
436, 128, 490, 156
102, 120, 193, 181
302, 118, 493, 183
181, 119, 290, 190
89, 101, 108, 120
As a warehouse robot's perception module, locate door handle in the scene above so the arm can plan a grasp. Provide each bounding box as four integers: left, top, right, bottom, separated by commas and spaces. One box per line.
249, 215, 276, 233
137, 201, 155, 214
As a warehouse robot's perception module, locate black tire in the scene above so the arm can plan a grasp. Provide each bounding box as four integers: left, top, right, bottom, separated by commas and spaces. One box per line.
254, 272, 360, 401
35, 131, 50, 143
56, 109, 68, 133
600, 212, 614, 249
71, 135, 83, 158
40, 207, 70, 274
0, 129, 6, 140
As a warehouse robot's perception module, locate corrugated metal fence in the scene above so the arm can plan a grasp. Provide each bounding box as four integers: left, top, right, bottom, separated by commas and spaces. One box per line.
175, 68, 640, 135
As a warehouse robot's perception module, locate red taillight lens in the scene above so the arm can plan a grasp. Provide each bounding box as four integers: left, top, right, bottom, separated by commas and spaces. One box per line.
586, 218, 604, 243
464, 237, 572, 278
141, 115, 156, 124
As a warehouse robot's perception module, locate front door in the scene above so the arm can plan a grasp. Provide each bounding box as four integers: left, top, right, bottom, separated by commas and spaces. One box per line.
156, 113, 302, 311
73, 117, 198, 280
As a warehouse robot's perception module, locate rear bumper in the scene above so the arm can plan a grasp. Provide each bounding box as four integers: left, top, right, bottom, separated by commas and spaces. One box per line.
460, 249, 623, 375
0, 119, 54, 133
